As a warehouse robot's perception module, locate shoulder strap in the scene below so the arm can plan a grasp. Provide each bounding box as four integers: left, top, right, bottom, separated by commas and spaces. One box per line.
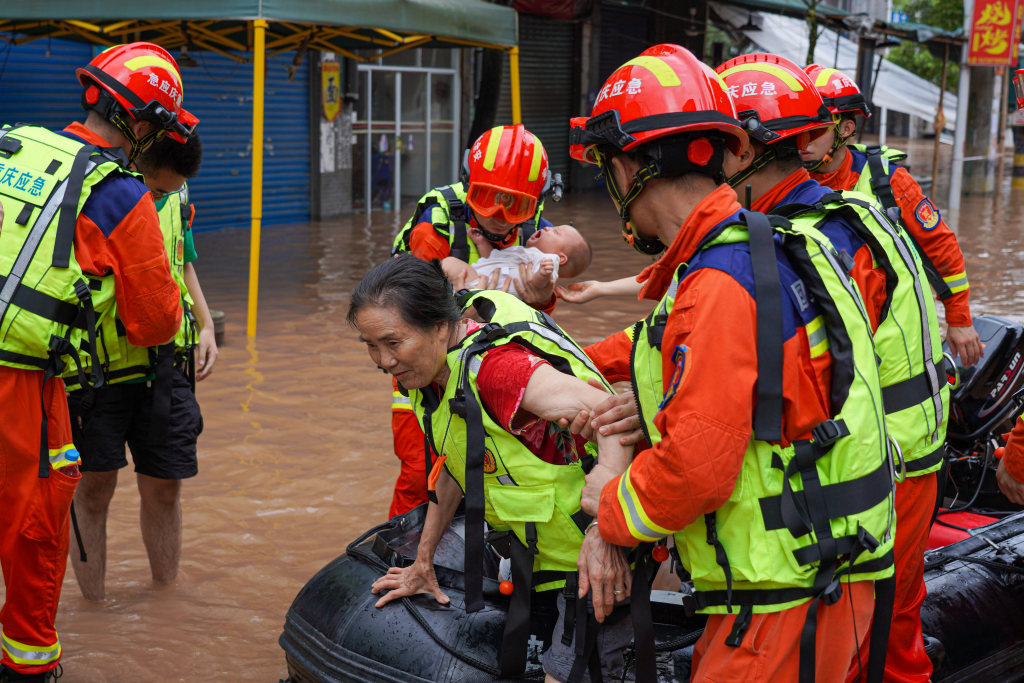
438, 185, 470, 262
742, 211, 784, 442
864, 147, 899, 214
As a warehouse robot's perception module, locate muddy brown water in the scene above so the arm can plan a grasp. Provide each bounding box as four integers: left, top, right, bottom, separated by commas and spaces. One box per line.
1, 135, 1021, 681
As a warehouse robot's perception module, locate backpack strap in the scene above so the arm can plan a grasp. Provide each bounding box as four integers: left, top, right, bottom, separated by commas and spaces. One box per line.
438, 185, 470, 262
742, 211, 784, 442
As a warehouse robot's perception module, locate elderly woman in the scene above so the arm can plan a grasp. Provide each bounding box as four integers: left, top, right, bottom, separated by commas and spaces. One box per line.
348, 255, 637, 683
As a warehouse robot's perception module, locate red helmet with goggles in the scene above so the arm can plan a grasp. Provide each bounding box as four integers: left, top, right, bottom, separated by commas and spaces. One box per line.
715, 53, 834, 185
78, 42, 199, 162
804, 64, 872, 118
464, 125, 549, 226
569, 44, 748, 255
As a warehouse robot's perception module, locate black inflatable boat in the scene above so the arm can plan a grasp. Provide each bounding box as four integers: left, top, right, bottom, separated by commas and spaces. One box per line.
280, 315, 1024, 683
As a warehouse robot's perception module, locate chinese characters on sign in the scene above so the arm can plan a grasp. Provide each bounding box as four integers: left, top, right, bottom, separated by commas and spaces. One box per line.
968, 0, 1024, 66
321, 61, 341, 122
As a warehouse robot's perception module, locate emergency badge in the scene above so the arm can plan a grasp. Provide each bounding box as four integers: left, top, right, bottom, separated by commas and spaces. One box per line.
914, 198, 941, 230
659, 345, 690, 409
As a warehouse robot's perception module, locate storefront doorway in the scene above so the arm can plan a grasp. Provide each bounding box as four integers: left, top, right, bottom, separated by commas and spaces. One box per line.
351, 50, 460, 213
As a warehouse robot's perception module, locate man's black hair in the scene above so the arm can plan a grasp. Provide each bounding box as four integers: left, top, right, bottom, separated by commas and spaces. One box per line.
136, 131, 203, 179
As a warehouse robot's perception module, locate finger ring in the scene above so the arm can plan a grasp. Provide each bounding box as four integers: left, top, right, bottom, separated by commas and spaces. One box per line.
613, 589, 625, 595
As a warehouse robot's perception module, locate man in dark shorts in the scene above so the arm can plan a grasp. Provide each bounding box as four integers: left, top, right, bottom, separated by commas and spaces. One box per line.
67, 133, 211, 602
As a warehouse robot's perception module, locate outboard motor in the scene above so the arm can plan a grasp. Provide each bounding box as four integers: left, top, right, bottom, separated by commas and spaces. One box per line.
944, 314, 1024, 513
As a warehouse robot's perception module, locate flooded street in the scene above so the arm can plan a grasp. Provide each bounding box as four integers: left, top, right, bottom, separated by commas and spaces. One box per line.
1, 135, 1022, 681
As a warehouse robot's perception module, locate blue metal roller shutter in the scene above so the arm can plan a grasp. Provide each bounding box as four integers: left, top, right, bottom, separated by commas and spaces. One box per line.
0, 39, 310, 232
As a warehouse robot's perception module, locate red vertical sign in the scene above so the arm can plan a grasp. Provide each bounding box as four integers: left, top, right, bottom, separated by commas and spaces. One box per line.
968, 0, 1024, 65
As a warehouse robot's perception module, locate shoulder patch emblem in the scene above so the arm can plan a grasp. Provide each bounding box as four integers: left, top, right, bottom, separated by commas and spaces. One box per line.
914, 198, 941, 230
483, 447, 497, 474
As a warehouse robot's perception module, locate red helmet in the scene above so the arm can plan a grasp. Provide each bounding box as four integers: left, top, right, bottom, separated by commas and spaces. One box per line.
804, 64, 872, 118
78, 43, 199, 160
569, 44, 748, 254
716, 53, 833, 146
464, 124, 549, 225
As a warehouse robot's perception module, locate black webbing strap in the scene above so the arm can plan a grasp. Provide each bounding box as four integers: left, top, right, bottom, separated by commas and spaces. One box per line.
70, 501, 87, 562
630, 545, 657, 683
863, 149, 953, 300
73, 278, 105, 391
500, 531, 536, 677
566, 599, 634, 683
420, 386, 441, 504
147, 343, 176, 445
52, 145, 95, 268
743, 212, 784, 442
865, 575, 896, 683
705, 512, 734, 613
461, 344, 490, 614
439, 185, 470, 262
881, 371, 932, 414
0, 275, 79, 325
562, 572, 578, 646
906, 445, 945, 474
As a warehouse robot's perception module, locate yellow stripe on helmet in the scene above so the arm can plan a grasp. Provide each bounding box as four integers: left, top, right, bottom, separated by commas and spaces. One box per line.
813, 68, 840, 88
620, 56, 681, 87
719, 63, 805, 92
483, 126, 505, 171
125, 55, 183, 89
528, 135, 545, 182
711, 70, 731, 94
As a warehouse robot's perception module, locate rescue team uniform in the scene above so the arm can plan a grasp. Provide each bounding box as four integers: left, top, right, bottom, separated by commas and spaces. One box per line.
756, 170, 947, 683
595, 184, 895, 682
408, 291, 629, 682
387, 183, 553, 519
0, 121, 180, 675
65, 181, 203, 480
811, 144, 972, 327
1000, 417, 1024, 484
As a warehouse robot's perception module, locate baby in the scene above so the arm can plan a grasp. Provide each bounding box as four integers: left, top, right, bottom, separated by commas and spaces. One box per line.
442, 224, 592, 297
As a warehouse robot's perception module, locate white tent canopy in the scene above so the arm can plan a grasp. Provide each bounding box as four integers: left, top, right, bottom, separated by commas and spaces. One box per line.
712, 4, 957, 130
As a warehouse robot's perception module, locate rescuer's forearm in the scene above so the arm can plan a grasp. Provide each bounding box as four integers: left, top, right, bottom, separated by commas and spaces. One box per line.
183, 262, 214, 332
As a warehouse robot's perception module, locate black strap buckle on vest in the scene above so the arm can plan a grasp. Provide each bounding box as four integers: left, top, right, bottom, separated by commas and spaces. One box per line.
647, 313, 667, 349
725, 604, 754, 647
838, 249, 856, 274
562, 572, 579, 646
811, 419, 846, 448
705, 512, 735, 613
439, 185, 471, 262
0, 135, 22, 158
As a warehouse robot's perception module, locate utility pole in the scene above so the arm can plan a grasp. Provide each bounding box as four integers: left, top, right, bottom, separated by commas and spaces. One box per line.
949, 0, 974, 209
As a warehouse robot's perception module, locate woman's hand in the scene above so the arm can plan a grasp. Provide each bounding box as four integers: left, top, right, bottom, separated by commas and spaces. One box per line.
997, 459, 1024, 505
194, 325, 219, 381
577, 526, 631, 623
555, 281, 603, 304
586, 391, 643, 446
371, 560, 450, 608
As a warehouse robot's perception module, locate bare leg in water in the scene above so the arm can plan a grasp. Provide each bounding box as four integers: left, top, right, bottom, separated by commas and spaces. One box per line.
137, 473, 182, 584
70, 470, 118, 602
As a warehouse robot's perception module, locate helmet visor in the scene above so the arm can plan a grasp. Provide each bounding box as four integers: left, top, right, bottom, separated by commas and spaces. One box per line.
466, 183, 537, 224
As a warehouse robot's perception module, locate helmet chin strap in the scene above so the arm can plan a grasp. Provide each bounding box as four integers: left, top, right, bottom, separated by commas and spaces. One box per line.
726, 146, 777, 189
803, 127, 851, 172
109, 110, 161, 164
599, 157, 665, 256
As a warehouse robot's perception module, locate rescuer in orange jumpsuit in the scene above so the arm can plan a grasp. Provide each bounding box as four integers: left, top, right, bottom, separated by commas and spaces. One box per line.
0, 43, 189, 682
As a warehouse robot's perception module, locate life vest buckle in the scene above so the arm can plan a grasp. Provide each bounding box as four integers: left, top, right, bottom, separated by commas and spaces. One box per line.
0, 136, 22, 158
449, 389, 467, 417
811, 419, 844, 448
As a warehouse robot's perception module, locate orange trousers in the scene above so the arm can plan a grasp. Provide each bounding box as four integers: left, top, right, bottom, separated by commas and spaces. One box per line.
847, 472, 937, 683
390, 410, 429, 519
0, 368, 78, 675
690, 580, 874, 683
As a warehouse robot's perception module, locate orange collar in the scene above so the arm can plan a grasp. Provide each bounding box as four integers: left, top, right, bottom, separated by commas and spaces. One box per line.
636, 183, 742, 302
63, 121, 114, 148
751, 168, 811, 214
809, 147, 857, 192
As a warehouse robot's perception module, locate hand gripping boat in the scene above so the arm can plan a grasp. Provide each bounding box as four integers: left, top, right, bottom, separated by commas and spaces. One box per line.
280, 314, 1024, 683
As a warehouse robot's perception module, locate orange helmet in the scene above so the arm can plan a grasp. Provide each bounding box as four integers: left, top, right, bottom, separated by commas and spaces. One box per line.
463, 125, 551, 226
716, 53, 833, 185
78, 43, 199, 162
569, 44, 748, 254
804, 64, 872, 118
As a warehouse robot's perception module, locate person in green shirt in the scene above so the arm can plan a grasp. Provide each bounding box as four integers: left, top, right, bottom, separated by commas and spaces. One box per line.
68, 132, 217, 602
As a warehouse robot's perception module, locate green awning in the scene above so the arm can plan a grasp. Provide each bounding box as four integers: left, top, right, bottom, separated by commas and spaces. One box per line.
0, 0, 518, 54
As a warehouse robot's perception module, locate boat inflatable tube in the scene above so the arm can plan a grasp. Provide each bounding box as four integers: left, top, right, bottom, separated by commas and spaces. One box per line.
281, 507, 1024, 683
